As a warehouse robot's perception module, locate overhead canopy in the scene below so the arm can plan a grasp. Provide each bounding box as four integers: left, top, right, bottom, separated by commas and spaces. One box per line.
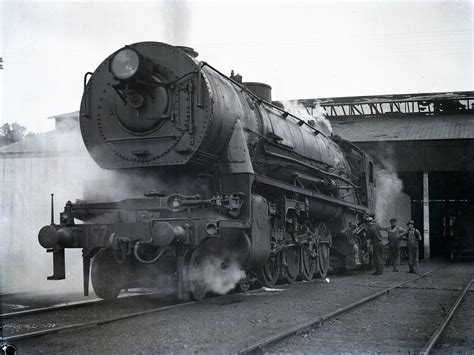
290, 91, 474, 172
332, 115, 474, 142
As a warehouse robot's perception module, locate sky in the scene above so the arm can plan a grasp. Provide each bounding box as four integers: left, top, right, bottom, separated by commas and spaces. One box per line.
0, 0, 473, 133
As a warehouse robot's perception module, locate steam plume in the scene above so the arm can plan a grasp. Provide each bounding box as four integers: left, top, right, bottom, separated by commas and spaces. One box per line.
0, 127, 173, 294
374, 166, 403, 223
189, 257, 245, 295
160, 1, 191, 45
281, 101, 333, 135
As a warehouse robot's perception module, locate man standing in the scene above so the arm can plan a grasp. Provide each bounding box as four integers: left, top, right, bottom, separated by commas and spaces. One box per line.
365, 217, 384, 275
381, 218, 406, 272
403, 220, 422, 273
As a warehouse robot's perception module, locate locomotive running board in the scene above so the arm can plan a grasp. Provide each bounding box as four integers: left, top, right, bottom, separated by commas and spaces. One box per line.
254, 174, 368, 212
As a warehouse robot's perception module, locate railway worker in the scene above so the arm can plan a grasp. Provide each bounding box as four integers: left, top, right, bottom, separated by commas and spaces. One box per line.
365, 217, 384, 275
381, 218, 406, 272
402, 220, 422, 274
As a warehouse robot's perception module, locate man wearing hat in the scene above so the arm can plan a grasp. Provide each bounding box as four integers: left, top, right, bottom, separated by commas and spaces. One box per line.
381, 218, 406, 272
401, 220, 422, 273
365, 216, 384, 275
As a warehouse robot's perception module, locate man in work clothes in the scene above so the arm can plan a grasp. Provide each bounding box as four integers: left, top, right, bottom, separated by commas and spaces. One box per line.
381, 218, 406, 272
402, 220, 422, 273
365, 217, 384, 275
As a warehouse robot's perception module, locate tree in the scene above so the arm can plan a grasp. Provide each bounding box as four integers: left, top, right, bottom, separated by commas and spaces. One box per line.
0, 123, 33, 146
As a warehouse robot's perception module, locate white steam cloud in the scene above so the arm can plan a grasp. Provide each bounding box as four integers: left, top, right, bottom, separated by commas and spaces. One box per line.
0, 121, 233, 297
1, 129, 96, 294
281, 101, 333, 135
189, 257, 246, 295
160, 1, 191, 45
0, 125, 167, 295
374, 166, 404, 223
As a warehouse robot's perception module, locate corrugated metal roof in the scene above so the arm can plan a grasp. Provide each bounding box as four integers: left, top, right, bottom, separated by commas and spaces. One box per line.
297, 91, 474, 105
332, 114, 474, 142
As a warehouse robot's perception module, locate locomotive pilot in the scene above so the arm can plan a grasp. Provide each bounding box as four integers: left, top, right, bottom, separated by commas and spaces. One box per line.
365, 217, 384, 275
380, 218, 406, 272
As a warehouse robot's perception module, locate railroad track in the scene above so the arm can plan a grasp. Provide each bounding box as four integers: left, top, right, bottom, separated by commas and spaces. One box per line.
0, 284, 281, 343
0, 290, 157, 320
236, 267, 472, 354
3, 265, 463, 351
0, 299, 196, 342
1, 298, 104, 320
420, 278, 473, 354
236, 270, 438, 354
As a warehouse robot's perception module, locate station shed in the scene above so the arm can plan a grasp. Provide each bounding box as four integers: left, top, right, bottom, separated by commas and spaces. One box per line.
295, 91, 474, 259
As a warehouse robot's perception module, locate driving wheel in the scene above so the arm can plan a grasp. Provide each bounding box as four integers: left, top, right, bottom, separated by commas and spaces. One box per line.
185, 248, 209, 301
301, 246, 317, 280
317, 222, 331, 278
257, 253, 280, 287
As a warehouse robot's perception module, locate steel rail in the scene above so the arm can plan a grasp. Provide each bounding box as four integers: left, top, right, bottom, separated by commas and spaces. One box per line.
237, 270, 437, 354
1, 298, 104, 320
420, 279, 473, 355
0, 285, 270, 342
0, 300, 196, 342
0, 291, 156, 320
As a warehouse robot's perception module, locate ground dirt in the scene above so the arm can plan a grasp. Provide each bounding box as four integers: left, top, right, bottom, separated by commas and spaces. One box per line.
5, 260, 473, 353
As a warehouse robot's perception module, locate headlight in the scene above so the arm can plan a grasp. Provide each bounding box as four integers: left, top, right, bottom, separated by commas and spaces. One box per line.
110, 48, 140, 80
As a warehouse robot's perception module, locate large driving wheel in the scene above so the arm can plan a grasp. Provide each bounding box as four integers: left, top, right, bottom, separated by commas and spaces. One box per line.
317, 222, 331, 278
284, 246, 300, 284
185, 248, 209, 301
301, 247, 317, 281
257, 253, 280, 287
91, 249, 125, 301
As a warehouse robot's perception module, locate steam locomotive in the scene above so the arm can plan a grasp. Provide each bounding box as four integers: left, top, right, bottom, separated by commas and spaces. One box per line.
38, 42, 376, 301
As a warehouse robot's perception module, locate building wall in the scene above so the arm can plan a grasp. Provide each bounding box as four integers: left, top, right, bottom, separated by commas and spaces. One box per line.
0, 146, 102, 293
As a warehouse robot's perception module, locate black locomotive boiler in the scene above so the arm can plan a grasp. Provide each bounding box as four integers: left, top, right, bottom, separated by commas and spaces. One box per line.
38, 42, 376, 301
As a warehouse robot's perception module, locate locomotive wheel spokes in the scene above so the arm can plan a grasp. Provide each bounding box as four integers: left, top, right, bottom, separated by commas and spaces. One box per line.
318, 243, 330, 278
91, 249, 125, 301
257, 253, 280, 287
186, 248, 209, 301
284, 246, 300, 284
301, 247, 317, 281
317, 222, 331, 278
300, 219, 317, 281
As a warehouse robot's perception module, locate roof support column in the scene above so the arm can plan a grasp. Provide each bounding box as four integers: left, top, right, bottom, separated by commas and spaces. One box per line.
423, 171, 430, 260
